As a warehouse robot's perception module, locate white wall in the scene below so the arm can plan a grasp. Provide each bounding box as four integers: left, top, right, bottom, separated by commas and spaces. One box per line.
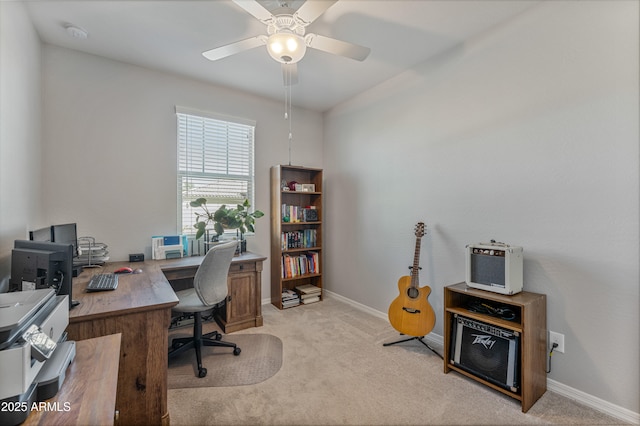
0, 2, 44, 285
41, 45, 323, 297
324, 0, 638, 415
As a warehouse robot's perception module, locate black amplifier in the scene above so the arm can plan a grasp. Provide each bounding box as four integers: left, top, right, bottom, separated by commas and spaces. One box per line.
450, 314, 520, 393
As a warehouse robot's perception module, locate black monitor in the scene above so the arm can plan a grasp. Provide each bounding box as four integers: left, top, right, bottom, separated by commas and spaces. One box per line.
29, 226, 52, 242
51, 223, 78, 257
10, 240, 76, 309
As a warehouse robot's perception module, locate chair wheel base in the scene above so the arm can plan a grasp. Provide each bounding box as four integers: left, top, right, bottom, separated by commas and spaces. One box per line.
198, 367, 207, 378
233, 347, 241, 356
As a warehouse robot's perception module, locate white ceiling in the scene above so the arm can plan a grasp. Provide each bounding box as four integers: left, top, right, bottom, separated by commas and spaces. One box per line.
26, 0, 539, 112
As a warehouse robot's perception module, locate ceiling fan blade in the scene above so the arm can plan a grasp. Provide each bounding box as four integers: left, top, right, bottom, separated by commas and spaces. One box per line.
305, 33, 370, 61
294, 0, 338, 26
231, 0, 274, 24
282, 63, 298, 87
202, 36, 267, 61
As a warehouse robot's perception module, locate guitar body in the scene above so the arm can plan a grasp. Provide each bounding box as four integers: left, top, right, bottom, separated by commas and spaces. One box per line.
388, 275, 436, 337
387, 222, 436, 337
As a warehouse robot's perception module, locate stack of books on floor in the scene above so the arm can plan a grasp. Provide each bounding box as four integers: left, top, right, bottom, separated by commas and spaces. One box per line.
296, 284, 321, 304
282, 289, 300, 308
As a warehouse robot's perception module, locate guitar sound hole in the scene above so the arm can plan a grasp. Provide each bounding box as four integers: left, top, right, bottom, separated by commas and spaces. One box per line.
406, 287, 419, 299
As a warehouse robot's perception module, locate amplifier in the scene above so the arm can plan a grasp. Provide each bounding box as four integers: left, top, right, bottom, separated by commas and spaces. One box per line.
450, 314, 520, 393
465, 241, 523, 295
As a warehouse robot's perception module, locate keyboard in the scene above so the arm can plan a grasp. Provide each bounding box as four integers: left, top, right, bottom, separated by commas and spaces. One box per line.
86, 273, 119, 292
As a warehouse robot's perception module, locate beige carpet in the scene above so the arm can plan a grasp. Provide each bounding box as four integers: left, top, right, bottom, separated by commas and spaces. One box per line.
168, 329, 282, 388
168, 297, 627, 425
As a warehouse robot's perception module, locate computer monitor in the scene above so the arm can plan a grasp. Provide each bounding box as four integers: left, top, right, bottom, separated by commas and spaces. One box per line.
10, 240, 76, 309
51, 223, 78, 257
28, 226, 52, 242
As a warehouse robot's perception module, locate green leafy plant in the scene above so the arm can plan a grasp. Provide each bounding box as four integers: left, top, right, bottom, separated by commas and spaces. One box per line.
190, 198, 264, 240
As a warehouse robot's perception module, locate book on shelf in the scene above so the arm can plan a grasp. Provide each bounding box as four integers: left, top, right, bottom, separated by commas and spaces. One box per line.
283, 299, 300, 308
281, 252, 320, 279
282, 289, 300, 308
280, 229, 317, 250
295, 283, 321, 295
301, 295, 320, 304
303, 251, 319, 275
281, 204, 318, 223
299, 292, 320, 301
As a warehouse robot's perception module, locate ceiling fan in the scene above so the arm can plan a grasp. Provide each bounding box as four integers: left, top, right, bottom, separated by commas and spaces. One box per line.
202, 0, 371, 84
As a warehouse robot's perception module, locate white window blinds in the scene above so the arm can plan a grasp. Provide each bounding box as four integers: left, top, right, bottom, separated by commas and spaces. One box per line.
176, 107, 256, 235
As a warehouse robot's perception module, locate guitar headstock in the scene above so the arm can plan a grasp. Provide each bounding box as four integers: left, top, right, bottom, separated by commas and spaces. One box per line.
415, 222, 425, 237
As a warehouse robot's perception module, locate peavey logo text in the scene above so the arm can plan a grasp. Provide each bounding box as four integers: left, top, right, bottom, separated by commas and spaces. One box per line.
471, 334, 496, 349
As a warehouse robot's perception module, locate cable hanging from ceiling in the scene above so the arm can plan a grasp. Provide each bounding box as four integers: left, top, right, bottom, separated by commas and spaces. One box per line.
284, 64, 294, 166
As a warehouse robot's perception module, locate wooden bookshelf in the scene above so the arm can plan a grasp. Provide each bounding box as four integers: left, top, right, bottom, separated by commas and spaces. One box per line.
270, 165, 323, 309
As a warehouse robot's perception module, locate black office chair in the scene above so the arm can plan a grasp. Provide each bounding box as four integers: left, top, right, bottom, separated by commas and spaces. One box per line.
168, 240, 241, 378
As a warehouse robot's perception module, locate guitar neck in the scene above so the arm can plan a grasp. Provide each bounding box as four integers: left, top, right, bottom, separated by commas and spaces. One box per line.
411, 236, 422, 287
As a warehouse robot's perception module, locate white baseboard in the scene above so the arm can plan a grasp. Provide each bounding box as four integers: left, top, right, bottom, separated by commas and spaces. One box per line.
546, 379, 639, 424
321, 290, 639, 425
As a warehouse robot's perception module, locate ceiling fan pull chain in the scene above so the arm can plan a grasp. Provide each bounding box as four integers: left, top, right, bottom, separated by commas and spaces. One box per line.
288, 81, 293, 166
283, 65, 293, 166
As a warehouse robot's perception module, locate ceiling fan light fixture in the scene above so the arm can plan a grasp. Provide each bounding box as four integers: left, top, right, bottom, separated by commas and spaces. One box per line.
267, 32, 306, 64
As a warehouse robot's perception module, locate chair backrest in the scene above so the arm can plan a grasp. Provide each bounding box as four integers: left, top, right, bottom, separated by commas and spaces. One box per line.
193, 240, 238, 306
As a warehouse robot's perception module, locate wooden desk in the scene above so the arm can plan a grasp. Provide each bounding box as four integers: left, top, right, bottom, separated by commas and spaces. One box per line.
68, 262, 179, 425
159, 252, 267, 333
24, 334, 121, 425
67, 252, 265, 425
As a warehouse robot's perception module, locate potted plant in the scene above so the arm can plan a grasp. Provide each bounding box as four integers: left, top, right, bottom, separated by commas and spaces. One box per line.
190, 198, 264, 252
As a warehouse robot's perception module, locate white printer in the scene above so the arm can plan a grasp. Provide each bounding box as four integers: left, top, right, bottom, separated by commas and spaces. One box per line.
0, 289, 76, 425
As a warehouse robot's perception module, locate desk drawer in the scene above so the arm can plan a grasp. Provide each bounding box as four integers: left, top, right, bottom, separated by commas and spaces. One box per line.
163, 267, 198, 281
229, 262, 256, 273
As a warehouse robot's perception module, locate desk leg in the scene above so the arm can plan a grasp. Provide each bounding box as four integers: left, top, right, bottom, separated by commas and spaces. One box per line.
255, 261, 263, 327
67, 308, 172, 425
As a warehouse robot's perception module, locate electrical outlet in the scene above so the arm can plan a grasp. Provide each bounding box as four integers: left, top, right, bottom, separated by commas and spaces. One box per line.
549, 331, 565, 353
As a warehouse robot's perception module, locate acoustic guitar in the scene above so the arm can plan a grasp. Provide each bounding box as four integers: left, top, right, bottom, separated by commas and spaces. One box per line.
387, 222, 436, 337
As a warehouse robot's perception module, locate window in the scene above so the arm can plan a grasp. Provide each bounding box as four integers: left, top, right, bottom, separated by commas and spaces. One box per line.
176, 107, 256, 236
